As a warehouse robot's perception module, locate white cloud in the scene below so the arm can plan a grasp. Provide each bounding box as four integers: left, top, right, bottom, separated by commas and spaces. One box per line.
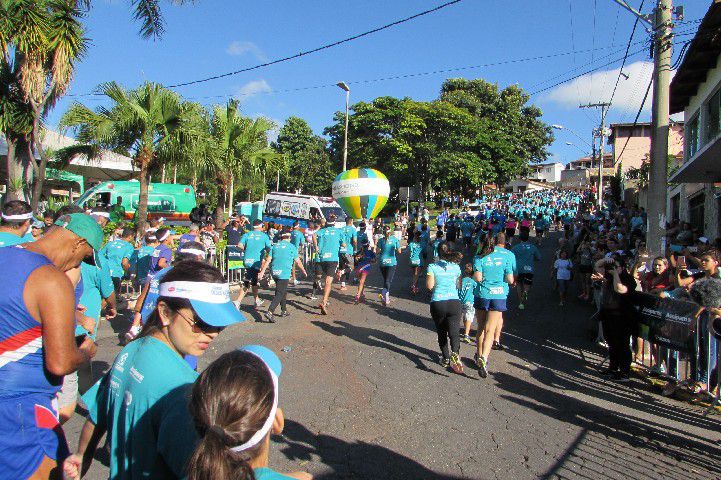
235, 80, 272, 100
545, 61, 677, 115
226, 41, 267, 62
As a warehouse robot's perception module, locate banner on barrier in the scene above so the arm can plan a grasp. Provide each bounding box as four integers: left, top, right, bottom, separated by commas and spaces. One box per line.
226, 246, 245, 271
632, 292, 700, 353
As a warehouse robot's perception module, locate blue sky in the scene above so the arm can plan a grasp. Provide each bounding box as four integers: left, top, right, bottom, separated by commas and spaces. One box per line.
50, 0, 708, 165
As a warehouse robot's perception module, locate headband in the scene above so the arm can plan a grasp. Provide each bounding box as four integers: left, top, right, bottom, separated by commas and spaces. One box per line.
157, 230, 170, 242
159, 281, 231, 303
91, 212, 110, 219
229, 352, 278, 453
2, 212, 34, 221
178, 248, 206, 258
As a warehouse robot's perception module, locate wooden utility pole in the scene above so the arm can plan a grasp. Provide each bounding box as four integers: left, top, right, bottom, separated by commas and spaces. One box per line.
580, 102, 611, 209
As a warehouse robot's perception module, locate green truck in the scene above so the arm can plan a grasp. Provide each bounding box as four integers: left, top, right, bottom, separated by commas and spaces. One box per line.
75, 181, 197, 224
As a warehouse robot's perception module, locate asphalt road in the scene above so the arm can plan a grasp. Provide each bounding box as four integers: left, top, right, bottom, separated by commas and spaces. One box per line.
66, 232, 721, 479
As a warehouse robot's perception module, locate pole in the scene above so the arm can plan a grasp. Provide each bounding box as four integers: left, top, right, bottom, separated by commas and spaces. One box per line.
343, 89, 349, 172
580, 102, 611, 210
276, 170, 280, 191
173, 166, 177, 184
647, 0, 673, 256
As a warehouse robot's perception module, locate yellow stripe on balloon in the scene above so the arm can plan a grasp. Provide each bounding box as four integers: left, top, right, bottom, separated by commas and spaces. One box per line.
350, 194, 361, 218
370, 196, 387, 218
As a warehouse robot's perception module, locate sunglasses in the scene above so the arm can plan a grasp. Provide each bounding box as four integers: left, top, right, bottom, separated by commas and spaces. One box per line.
174, 309, 224, 334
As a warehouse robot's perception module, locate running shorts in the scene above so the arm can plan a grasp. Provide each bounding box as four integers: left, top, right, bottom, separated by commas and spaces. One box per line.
0, 393, 69, 478
462, 303, 475, 324
557, 279, 570, 292
355, 263, 372, 276
57, 372, 78, 410
518, 273, 534, 286
320, 261, 338, 277
474, 298, 508, 312
340, 253, 354, 271
243, 267, 261, 287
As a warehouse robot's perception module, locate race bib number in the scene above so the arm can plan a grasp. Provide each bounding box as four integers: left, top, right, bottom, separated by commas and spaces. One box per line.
272, 269, 282, 277
489, 286, 504, 295
322, 252, 332, 259
382, 258, 393, 265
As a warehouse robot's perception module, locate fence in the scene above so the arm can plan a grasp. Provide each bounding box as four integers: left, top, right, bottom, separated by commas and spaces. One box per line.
215, 242, 316, 286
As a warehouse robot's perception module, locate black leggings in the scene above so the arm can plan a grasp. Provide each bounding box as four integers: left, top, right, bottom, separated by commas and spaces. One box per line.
380, 266, 396, 293
600, 308, 632, 375
268, 279, 289, 314
430, 300, 462, 358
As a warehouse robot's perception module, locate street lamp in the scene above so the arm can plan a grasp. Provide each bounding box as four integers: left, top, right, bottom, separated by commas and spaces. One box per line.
565, 141, 589, 156
337, 82, 350, 172
552, 124, 593, 149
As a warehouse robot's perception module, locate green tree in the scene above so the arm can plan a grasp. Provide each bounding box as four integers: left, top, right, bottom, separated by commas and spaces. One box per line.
59, 81, 188, 233
272, 116, 335, 195
0, 0, 87, 208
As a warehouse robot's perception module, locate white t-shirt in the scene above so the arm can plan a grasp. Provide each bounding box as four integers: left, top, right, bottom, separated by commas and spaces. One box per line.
554, 259, 573, 280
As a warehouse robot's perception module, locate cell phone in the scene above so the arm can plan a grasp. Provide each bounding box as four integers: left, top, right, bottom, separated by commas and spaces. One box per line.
75, 334, 87, 346
677, 255, 686, 268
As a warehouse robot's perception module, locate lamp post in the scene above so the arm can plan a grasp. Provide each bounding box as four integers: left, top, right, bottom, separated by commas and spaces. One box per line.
337, 82, 350, 172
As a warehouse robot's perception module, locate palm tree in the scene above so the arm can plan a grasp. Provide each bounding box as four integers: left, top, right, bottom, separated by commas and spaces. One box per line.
0, 0, 87, 207
60, 81, 187, 233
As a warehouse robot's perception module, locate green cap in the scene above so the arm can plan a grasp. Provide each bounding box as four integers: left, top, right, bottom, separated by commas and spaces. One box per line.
54, 213, 104, 251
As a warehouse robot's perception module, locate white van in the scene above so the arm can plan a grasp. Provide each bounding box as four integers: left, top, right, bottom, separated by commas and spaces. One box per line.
262, 192, 346, 228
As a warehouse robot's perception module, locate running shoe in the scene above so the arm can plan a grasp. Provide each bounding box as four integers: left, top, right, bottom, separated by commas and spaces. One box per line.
650, 364, 666, 375
613, 372, 631, 383
255, 298, 264, 308
518, 303, 525, 310
280, 310, 291, 317
292, 278, 298, 287
599, 368, 617, 377
492, 341, 505, 351
559, 301, 564, 306
384, 293, 390, 306
354, 294, 361, 304
309, 294, 318, 300
449, 353, 464, 374
440, 356, 450, 368
476, 354, 488, 378
125, 325, 141, 342
319, 303, 328, 315
461, 334, 473, 345
340, 283, 348, 291
263, 311, 276, 323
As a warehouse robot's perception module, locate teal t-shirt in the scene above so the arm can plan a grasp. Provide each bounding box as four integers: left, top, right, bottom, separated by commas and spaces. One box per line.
459, 276, 477, 305
102, 239, 135, 278
0, 231, 27, 247
408, 241, 423, 266
427, 261, 461, 302
511, 242, 541, 275
339, 225, 358, 254
82, 336, 199, 480
473, 247, 515, 299
290, 229, 305, 250
269, 241, 298, 280
377, 236, 401, 266
133, 245, 156, 282
78, 261, 115, 339
240, 230, 272, 269
255, 467, 297, 480
316, 226, 344, 262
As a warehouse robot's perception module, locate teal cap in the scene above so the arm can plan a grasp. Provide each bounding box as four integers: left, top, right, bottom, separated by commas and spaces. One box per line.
54, 213, 104, 251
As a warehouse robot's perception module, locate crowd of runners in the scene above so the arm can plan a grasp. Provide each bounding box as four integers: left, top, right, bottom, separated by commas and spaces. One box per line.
1, 183, 721, 479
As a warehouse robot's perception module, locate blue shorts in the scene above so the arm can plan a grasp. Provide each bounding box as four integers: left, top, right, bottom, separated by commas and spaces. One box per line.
474, 298, 507, 312
0, 392, 69, 478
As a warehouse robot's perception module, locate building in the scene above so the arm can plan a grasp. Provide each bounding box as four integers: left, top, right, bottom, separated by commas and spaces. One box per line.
504, 179, 553, 194
560, 168, 590, 190
668, 1, 721, 240
608, 122, 684, 171
529, 162, 564, 183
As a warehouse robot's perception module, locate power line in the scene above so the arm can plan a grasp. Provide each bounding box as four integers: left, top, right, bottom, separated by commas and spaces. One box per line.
608, 0, 646, 108
613, 76, 653, 166
166, 0, 463, 89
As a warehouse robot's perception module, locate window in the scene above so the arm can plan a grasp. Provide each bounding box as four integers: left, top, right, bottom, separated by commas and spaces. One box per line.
670, 194, 680, 222
689, 193, 705, 234
706, 89, 721, 143
687, 114, 700, 159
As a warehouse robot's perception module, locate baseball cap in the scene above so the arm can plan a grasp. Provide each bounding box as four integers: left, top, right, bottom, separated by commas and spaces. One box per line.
158, 280, 245, 327
54, 213, 104, 251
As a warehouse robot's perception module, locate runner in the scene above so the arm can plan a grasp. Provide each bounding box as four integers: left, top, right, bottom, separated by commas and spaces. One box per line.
473, 233, 515, 379
460, 263, 477, 344
258, 232, 308, 323
0, 213, 100, 479
408, 231, 424, 294
289, 221, 306, 286
63, 261, 245, 480
376, 225, 403, 306
427, 243, 464, 374
0, 200, 34, 247
511, 230, 541, 310
534, 213, 546, 245
338, 217, 358, 291
132, 232, 157, 291
150, 227, 174, 274
101, 226, 136, 296
184, 346, 312, 480
553, 250, 573, 306
315, 214, 345, 315
354, 239, 376, 304
237, 220, 272, 309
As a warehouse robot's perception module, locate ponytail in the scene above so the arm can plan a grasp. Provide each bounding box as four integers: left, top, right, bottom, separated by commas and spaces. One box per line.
187, 426, 256, 480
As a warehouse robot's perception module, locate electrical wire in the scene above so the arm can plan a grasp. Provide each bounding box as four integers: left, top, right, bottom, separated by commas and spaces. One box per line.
613, 76, 653, 166
608, 0, 646, 108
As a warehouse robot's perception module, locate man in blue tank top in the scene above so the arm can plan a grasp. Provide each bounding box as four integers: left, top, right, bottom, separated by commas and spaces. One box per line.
0, 213, 102, 479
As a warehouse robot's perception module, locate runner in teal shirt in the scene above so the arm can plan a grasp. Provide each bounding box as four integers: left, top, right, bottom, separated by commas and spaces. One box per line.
314, 217, 345, 314
0, 201, 34, 246
259, 234, 307, 321
267, 240, 298, 280
510, 232, 541, 310
427, 261, 461, 302
473, 245, 516, 300
77, 261, 116, 339
101, 227, 136, 291
237, 221, 272, 307
377, 234, 401, 267
0, 231, 28, 247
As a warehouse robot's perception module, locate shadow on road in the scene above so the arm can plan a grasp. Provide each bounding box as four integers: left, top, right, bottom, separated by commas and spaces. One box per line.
277, 419, 466, 479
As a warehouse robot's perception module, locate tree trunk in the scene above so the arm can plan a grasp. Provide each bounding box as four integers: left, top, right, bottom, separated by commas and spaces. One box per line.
6, 136, 33, 203
215, 185, 226, 228
136, 153, 151, 234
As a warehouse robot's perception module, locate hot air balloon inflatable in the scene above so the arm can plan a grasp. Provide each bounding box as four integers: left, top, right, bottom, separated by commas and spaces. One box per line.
332, 168, 390, 219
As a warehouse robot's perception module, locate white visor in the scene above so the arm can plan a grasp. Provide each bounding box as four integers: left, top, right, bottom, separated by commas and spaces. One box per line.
179, 248, 206, 258
157, 230, 171, 242
91, 212, 110, 219
2, 212, 34, 221
159, 281, 230, 303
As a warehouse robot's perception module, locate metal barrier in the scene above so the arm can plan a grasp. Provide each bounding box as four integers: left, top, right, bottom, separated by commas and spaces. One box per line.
216, 241, 317, 285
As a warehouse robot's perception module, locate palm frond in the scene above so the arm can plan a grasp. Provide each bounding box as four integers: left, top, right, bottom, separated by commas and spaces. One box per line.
132, 0, 164, 39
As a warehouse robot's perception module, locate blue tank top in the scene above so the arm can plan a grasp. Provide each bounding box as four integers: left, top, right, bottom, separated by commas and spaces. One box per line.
0, 247, 60, 396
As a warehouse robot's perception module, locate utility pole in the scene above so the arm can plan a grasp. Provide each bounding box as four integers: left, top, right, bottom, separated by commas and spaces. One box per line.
580, 102, 611, 210
648, 0, 674, 256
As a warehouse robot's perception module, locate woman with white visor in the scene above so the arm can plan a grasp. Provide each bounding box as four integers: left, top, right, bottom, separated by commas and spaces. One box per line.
63, 260, 245, 479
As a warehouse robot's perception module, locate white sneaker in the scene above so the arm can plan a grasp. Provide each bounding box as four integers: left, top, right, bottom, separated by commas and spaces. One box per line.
255, 298, 264, 307
125, 325, 141, 341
